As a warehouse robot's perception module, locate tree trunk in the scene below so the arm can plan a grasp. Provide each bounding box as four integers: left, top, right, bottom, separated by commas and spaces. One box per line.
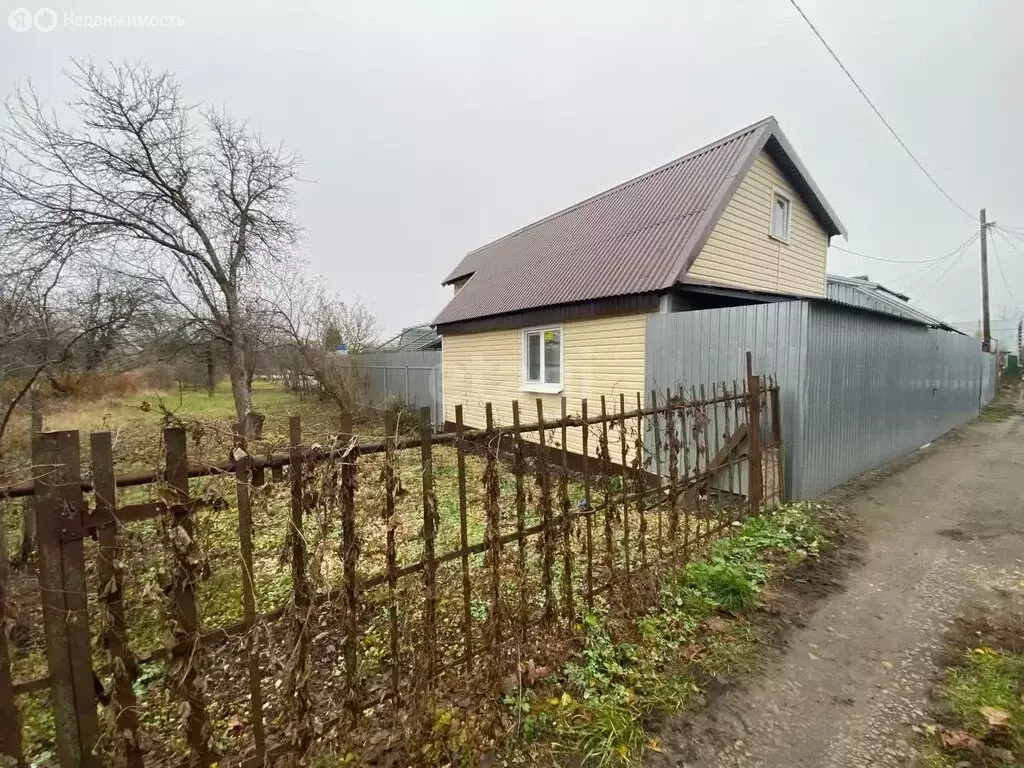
205, 344, 216, 397
225, 311, 263, 440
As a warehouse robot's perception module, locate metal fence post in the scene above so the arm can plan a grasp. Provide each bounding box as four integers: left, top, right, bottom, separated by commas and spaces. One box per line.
32, 430, 97, 768
745, 354, 763, 515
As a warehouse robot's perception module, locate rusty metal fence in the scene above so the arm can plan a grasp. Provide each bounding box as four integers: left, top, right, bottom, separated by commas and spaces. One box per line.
0, 370, 782, 767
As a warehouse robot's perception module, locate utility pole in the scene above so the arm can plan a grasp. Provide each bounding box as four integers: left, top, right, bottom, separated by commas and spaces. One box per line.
981, 208, 991, 351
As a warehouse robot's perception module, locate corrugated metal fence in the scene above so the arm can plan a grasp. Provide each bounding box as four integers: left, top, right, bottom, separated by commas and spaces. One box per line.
349, 350, 443, 425
646, 301, 998, 499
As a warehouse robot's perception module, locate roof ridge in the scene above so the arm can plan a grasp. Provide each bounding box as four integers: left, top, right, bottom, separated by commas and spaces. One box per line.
462, 115, 777, 259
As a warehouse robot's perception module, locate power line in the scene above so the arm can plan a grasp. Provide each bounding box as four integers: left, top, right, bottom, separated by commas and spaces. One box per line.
786, 0, 975, 220
996, 226, 1024, 248
914, 243, 973, 299
831, 238, 974, 264
991, 228, 1024, 308
988, 235, 1018, 312
882, 232, 979, 285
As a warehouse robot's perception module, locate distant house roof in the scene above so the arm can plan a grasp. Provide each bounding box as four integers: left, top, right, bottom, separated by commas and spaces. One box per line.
434, 116, 845, 327
378, 324, 441, 351
825, 274, 964, 334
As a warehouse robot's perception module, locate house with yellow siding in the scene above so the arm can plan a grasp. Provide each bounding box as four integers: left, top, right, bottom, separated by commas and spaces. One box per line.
432, 117, 845, 462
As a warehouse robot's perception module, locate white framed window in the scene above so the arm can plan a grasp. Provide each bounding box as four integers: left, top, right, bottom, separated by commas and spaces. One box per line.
769, 188, 791, 243
522, 325, 563, 393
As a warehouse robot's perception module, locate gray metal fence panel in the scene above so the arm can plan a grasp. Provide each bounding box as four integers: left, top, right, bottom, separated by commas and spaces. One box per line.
349, 350, 443, 425
980, 350, 998, 407
799, 303, 988, 497
645, 301, 994, 500
646, 302, 810, 499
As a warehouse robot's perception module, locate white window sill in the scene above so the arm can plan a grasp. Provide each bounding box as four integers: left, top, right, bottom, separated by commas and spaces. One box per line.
768, 233, 790, 245
520, 382, 564, 395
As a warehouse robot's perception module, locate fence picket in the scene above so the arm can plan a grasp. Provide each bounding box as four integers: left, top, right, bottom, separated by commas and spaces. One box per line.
535, 400, 555, 623
383, 413, 403, 701
559, 397, 574, 626
90, 433, 143, 768
599, 396, 615, 593
664, 390, 679, 548
770, 377, 785, 503
0, 498, 23, 767
677, 386, 691, 562
163, 427, 214, 766
453, 407, 473, 672
650, 390, 664, 582
234, 429, 267, 759
33, 430, 97, 768
580, 399, 594, 610
419, 407, 439, 685
286, 416, 313, 755
634, 392, 648, 578
510, 401, 528, 646
341, 437, 361, 716
618, 393, 631, 592
482, 403, 502, 673
747, 369, 763, 516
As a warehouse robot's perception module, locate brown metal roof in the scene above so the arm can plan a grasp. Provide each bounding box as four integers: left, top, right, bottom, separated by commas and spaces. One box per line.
434, 116, 845, 327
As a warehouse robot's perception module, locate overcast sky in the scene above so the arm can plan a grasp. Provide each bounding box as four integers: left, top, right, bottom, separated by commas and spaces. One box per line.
4, 0, 1024, 337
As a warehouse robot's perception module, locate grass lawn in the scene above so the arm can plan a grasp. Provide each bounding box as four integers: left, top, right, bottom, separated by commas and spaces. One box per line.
3, 379, 354, 478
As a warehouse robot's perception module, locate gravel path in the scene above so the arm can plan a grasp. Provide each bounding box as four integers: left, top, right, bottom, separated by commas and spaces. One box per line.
649, 406, 1024, 768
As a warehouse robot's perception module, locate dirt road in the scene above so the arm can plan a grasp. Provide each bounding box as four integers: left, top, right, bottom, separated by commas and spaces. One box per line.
650, 409, 1024, 767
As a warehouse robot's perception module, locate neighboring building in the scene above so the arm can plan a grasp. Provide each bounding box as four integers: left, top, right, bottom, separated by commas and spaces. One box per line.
378, 324, 442, 352
432, 116, 846, 453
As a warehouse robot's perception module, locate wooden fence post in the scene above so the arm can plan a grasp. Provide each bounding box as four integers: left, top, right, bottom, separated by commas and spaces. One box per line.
33, 430, 97, 768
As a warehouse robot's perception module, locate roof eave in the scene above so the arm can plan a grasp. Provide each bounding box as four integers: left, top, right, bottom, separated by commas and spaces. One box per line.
764, 130, 847, 238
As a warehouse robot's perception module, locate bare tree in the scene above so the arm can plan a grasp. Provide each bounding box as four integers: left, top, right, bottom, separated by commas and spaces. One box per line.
333, 298, 382, 354
272, 277, 379, 428
0, 60, 301, 437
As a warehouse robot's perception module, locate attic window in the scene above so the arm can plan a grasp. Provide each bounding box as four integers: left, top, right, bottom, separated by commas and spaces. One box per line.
522, 326, 563, 393
769, 189, 791, 242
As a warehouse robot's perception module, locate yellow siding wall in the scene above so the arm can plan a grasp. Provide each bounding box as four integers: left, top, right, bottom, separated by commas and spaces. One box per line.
442, 313, 647, 464
687, 150, 828, 296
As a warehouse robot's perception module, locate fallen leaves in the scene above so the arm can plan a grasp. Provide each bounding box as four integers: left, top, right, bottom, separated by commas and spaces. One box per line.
939, 728, 981, 753
980, 706, 1011, 730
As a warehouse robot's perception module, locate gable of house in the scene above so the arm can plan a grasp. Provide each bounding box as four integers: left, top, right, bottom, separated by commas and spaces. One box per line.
686, 149, 829, 297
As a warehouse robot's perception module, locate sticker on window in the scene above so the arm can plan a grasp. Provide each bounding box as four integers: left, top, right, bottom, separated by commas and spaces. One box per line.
544, 330, 558, 343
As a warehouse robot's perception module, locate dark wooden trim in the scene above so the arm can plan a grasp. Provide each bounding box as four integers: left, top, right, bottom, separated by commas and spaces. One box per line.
434, 292, 661, 336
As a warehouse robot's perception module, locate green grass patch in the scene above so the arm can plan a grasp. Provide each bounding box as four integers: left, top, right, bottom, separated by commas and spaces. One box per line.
920, 622, 1024, 765
503, 502, 831, 767
980, 380, 1020, 423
